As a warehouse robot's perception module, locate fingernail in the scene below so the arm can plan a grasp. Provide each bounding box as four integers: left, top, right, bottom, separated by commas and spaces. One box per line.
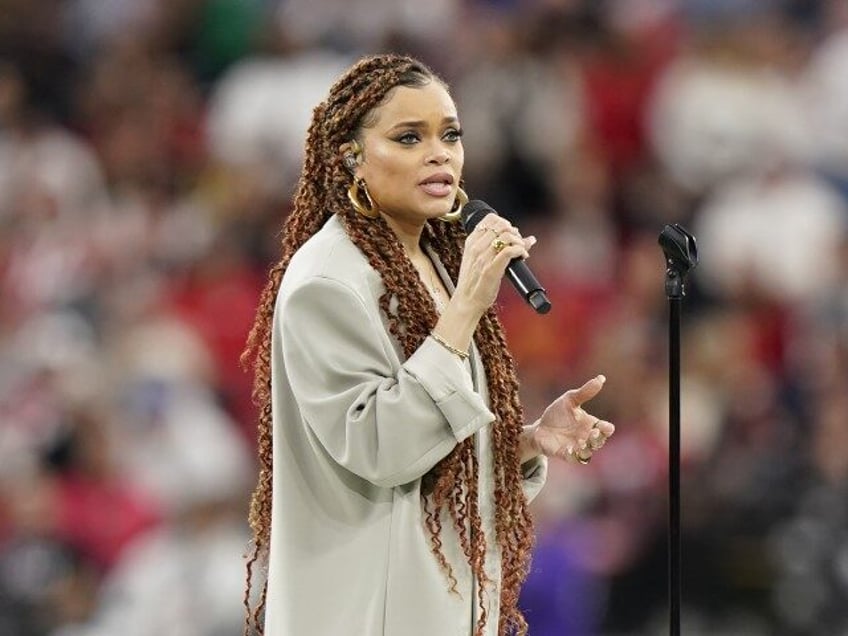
528, 236, 537, 245
597, 374, 606, 383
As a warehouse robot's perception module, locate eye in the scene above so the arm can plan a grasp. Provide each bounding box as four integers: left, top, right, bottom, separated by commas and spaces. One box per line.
443, 128, 463, 143
395, 132, 420, 145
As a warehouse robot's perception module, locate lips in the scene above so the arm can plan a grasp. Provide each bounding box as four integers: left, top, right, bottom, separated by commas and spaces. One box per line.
419, 173, 454, 197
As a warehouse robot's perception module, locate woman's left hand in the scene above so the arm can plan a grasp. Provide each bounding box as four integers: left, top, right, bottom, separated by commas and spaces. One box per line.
528, 375, 615, 464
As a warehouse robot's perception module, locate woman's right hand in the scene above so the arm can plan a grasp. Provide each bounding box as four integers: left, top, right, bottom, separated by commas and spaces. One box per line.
452, 216, 536, 317
431, 215, 535, 357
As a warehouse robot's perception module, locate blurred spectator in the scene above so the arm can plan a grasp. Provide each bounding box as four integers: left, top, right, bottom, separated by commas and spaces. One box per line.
275, 0, 459, 52
693, 166, 847, 305
455, 7, 586, 218
647, 8, 812, 194
206, 42, 350, 196
803, 25, 848, 186
767, 389, 848, 634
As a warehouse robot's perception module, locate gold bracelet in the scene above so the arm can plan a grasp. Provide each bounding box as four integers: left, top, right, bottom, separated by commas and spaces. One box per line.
431, 332, 469, 359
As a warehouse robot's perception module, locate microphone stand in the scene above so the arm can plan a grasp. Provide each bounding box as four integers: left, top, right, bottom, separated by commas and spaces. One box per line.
658, 225, 698, 636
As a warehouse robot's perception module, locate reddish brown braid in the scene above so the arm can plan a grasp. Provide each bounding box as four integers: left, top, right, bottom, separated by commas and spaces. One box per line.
241, 53, 535, 636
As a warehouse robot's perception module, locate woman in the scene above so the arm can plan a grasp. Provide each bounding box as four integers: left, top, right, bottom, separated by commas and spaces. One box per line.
241, 54, 614, 636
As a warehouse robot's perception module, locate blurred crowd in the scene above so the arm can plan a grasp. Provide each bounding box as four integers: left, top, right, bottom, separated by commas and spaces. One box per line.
2, 0, 848, 634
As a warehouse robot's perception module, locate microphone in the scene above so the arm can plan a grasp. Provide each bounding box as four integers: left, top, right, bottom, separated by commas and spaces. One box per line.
461, 199, 552, 314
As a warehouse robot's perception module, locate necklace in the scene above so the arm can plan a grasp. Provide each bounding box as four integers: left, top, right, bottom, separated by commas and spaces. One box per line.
427, 266, 446, 312
405, 243, 448, 312
411, 255, 446, 312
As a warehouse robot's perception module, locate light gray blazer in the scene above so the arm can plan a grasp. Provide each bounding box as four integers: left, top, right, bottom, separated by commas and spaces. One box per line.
263, 215, 547, 636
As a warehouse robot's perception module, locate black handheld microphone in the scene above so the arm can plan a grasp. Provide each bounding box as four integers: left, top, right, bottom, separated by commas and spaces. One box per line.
461, 199, 552, 314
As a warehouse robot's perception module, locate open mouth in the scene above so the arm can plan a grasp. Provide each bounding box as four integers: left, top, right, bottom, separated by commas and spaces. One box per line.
419, 174, 454, 197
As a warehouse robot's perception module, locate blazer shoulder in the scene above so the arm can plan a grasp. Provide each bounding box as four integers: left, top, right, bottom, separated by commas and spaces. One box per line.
282, 214, 382, 302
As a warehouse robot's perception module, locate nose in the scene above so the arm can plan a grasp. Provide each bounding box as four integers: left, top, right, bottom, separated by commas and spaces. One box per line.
426, 145, 451, 165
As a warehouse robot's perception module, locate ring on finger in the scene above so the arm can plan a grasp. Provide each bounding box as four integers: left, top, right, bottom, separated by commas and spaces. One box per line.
572, 448, 592, 465
491, 237, 508, 253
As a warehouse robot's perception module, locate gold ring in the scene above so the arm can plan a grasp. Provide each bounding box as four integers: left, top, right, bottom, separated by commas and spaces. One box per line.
491, 238, 507, 253
575, 451, 592, 465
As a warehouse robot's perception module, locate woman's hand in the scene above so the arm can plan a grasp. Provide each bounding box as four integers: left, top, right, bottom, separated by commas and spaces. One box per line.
524, 375, 615, 464
452, 216, 536, 318
433, 216, 535, 355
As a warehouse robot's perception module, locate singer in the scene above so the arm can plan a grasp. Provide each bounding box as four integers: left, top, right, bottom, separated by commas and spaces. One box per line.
241, 54, 615, 636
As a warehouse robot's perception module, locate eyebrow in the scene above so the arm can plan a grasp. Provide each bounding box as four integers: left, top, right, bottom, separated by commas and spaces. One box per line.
387, 116, 459, 131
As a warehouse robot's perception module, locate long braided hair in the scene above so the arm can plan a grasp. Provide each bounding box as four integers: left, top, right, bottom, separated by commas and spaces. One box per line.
241, 54, 535, 636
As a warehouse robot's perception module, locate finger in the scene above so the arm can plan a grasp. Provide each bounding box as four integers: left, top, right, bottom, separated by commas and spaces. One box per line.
464, 232, 485, 255
495, 225, 522, 240
561, 446, 581, 463
468, 225, 499, 247
588, 432, 606, 451
491, 242, 530, 269
468, 221, 526, 255
466, 232, 503, 260
469, 225, 522, 258
596, 420, 615, 437
468, 218, 510, 240
566, 374, 606, 408
475, 217, 513, 235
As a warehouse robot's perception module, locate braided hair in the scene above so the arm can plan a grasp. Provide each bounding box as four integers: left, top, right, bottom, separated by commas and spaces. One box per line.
241, 54, 535, 636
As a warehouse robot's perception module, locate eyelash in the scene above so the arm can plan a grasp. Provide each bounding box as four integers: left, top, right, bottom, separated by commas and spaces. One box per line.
396, 128, 463, 145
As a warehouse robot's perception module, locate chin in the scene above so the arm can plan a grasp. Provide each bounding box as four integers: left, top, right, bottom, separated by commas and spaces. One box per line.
390, 197, 454, 223
421, 200, 455, 219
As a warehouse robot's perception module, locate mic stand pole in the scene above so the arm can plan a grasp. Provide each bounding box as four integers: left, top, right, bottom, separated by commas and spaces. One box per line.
658, 225, 698, 636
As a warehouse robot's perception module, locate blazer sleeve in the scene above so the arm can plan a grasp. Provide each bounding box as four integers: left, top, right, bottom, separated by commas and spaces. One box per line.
521, 455, 548, 503
279, 275, 496, 488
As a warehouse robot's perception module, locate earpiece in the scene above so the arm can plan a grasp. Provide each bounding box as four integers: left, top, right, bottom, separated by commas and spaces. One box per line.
343, 153, 358, 172
343, 139, 362, 173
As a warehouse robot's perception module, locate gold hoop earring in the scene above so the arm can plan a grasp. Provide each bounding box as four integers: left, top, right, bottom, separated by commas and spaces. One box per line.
440, 186, 468, 222
348, 178, 379, 218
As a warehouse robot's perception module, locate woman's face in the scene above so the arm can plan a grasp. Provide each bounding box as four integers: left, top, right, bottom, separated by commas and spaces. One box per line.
352, 81, 464, 226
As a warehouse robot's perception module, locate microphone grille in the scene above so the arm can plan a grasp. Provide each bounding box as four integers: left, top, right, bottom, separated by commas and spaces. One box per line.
460, 199, 494, 232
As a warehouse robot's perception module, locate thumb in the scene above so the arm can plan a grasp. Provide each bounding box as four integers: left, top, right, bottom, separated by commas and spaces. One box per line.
566, 374, 606, 407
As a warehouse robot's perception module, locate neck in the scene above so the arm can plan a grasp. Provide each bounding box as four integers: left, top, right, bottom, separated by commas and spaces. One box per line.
382, 214, 426, 259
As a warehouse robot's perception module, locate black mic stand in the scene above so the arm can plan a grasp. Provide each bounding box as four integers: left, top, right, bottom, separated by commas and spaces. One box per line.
658, 225, 698, 636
